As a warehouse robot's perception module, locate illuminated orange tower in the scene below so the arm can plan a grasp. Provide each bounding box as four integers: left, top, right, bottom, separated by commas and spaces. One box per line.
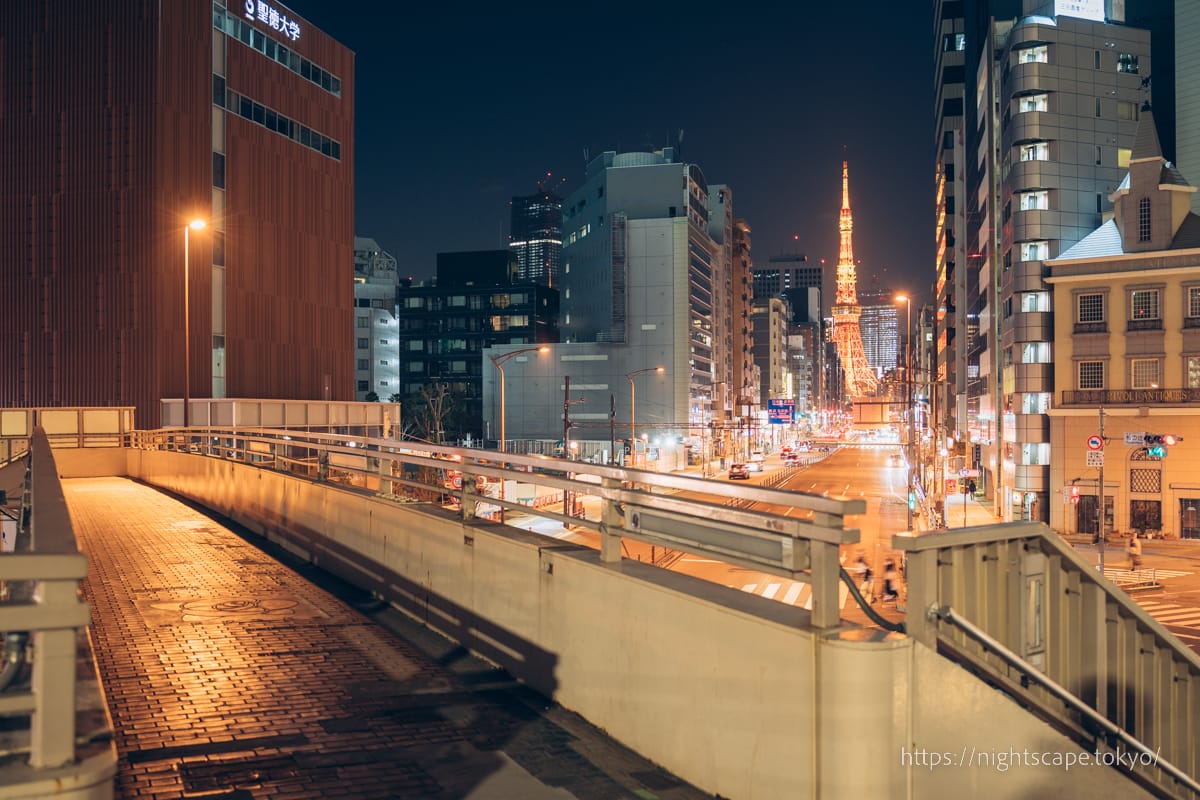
831, 161, 878, 397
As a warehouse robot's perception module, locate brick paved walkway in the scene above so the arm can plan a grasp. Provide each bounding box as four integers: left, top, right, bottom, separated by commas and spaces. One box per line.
64, 477, 712, 800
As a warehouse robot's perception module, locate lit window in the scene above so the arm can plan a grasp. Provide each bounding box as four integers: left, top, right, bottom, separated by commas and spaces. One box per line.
1019, 142, 1049, 161
1017, 45, 1048, 63
1019, 241, 1049, 261
1018, 190, 1049, 211
1020, 393, 1051, 414
1117, 147, 1132, 168
1131, 359, 1160, 389
407, 340, 423, 351
1021, 342, 1051, 363
1117, 53, 1139, 74
1187, 357, 1200, 388
1079, 361, 1104, 389
1020, 443, 1051, 465
1130, 289, 1160, 320
1077, 293, 1103, 323
1020, 292, 1050, 312
1017, 94, 1048, 113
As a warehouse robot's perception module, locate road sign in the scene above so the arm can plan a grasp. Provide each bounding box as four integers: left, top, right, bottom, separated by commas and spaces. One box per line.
1086, 450, 1104, 467
1124, 432, 1146, 446
1086, 435, 1104, 451
958, 468, 980, 478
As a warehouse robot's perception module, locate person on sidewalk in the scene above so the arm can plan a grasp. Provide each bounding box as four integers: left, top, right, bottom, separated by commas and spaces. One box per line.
851, 551, 874, 604
1126, 534, 1143, 570
881, 560, 900, 603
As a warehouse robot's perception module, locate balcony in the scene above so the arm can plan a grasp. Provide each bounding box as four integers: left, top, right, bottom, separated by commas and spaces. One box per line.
1127, 318, 1163, 332
1072, 321, 1107, 335
1061, 387, 1200, 406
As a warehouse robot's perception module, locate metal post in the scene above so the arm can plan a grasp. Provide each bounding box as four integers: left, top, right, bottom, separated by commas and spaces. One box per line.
563, 376, 571, 522
609, 393, 615, 465
183, 225, 191, 429
1098, 405, 1106, 571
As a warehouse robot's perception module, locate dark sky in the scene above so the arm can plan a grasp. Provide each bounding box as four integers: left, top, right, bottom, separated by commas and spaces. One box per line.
291, 3, 933, 301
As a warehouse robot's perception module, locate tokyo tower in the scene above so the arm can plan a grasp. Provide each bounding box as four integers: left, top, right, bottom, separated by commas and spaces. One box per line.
831, 161, 878, 397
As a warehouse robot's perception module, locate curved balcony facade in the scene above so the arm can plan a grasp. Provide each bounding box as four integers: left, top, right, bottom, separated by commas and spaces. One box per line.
1014, 362, 1054, 393
1015, 464, 1050, 493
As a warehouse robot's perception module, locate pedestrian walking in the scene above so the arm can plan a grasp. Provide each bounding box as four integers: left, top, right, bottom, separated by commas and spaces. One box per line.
1126, 534, 1143, 570
882, 559, 900, 603
852, 552, 874, 603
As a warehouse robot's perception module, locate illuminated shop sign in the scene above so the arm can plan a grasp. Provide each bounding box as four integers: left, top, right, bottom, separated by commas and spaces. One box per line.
1054, 0, 1104, 21
244, 1, 301, 41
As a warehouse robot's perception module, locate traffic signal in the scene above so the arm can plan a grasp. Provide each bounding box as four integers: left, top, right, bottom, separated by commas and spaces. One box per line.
1143, 433, 1183, 458
1068, 485, 1081, 505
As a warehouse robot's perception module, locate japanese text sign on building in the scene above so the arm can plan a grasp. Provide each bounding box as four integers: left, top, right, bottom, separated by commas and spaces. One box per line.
245, 1, 301, 41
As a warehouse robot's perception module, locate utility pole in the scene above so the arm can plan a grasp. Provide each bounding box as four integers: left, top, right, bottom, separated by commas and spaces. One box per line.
563, 376, 571, 521
609, 393, 615, 466
1097, 405, 1106, 572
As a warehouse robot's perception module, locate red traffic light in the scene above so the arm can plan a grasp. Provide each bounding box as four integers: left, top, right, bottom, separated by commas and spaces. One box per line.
1164, 434, 1183, 446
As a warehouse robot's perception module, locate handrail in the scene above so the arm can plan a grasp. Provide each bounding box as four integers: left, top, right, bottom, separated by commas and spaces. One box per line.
937, 604, 1200, 797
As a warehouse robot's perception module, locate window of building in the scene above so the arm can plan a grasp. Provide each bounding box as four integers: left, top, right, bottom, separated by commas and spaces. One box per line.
1020, 292, 1050, 312
378, 359, 389, 366
357, 358, 368, 370
1018, 190, 1048, 211
357, 380, 369, 391
1187, 356, 1200, 388
407, 340, 423, 351
1117, 53, 1139, 74
408, 362, 423, 372
1097, 193, 1104, 213
1096, 97, 1102, 117
943, 33, 965, 51
1131, 358, 1161, 389
357, 337, 368, 348
1017, 94, 1048, 113
1094, 50, 1101, 69
1189, 287, 1200, 319
1078, 293, 1104, 323
1021, 393, 1052, 414
447, 295, 466, 307
1096, 145, 1102, 166
213, 152, 226, 189
447, 339, 467, 351
1138, 197, 1151, 241
1118, 147, 1132, 168
1118, 100, 1139, 121
1079, 361, 1104, 389
356, 316, 369, 328
1017, 45, 1048, 63
1019, 142, 1049, 161
1020, 443, 1051, 465
449, 360, 467, 372
1019, 241, 1049, 261
1130, 289, 1160, 320
1021, 342, 1051, 363
404, 297, 424, 309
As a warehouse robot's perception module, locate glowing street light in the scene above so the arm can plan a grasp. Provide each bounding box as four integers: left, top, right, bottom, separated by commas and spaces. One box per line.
183, 219, 207, 428
491, 346, 550, 453
626, 366, 665, 466
895, 293, 913, 530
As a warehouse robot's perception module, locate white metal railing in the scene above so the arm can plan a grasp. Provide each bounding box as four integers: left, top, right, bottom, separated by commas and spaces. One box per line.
898, 523, 1200, 798
128, 426, 866, 628
0, 427, 94, 769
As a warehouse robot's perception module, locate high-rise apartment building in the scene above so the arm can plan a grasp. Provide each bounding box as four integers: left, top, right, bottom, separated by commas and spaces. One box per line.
0, 1, 355, 426
858, 290, 901, 373
509, 189, 563, 285
961, 3, 1156, 522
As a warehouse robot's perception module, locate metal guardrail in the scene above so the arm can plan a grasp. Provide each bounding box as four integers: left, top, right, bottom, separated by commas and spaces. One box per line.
898, 523, 1200, 798
0, 428, 94, 769
128, 426, 866, 628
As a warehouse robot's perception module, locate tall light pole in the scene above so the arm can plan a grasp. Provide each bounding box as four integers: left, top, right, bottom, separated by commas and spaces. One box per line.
490, 345, 548, 525
491, 346, 550, 453
896, 294, 913, 530
626, 366, 664, 467
183, 219, 206, 428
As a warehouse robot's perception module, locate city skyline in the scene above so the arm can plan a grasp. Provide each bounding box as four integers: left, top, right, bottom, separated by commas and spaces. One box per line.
291, 2, 933, 301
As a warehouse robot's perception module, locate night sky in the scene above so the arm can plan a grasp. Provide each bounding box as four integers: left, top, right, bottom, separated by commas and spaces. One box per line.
292, 3, 933, 301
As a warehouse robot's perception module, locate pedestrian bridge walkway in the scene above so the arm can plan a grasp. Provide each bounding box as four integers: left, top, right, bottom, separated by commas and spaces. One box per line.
2, 410, 1198, 799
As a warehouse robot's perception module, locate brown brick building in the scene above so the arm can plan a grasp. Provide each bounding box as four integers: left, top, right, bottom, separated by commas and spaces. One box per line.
0, 1, 355, 427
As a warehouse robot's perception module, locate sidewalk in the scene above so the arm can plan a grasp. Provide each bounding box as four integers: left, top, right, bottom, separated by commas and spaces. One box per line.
925, 493, 1004, 531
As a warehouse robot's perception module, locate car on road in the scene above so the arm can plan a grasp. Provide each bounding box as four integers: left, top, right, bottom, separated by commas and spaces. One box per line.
746, 459, 763, 472
728, 463, 750, 480
784, 454, 800, 467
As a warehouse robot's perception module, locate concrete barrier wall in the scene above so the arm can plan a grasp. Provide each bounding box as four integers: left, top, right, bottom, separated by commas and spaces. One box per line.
109, 448, 1148, 800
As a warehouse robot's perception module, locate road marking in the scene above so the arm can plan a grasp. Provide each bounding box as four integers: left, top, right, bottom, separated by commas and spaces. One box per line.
782, 583, 803, 604
762, 583, 781, 599
1136, 600, 1200, 629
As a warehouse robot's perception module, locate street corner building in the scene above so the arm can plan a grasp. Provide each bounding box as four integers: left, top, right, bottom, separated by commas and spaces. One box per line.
0, 0, 355, 427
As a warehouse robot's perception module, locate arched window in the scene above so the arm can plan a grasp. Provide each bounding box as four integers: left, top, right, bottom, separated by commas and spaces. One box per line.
1139, 197, 1152, 241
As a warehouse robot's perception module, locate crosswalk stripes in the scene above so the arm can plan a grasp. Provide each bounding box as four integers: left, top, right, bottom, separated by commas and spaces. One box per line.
1136, 599, 1200, 630
737, 580, 852, 610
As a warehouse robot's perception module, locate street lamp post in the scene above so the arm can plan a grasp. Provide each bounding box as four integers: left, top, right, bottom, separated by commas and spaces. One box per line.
626, 366, 665, 467
490, 345, 549, 523
896, 294, 913, 530
183, 219, 206, 429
